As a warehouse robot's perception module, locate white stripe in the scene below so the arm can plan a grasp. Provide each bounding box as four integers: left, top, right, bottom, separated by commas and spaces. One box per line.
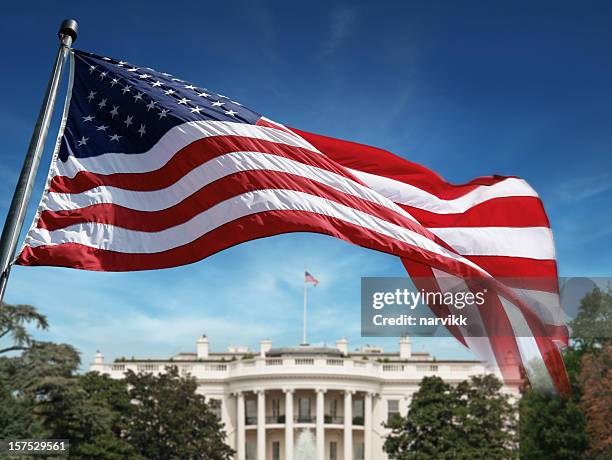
350, 170, 539, 214
27, 188, 487, 275
429, 227, 555, 259
54, 120, 322, 179
499, 296, 556, 393
43, 151, 418, 224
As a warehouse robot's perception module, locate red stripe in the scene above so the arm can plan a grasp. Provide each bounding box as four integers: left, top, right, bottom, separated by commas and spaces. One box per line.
18, 210, 487, 279
464, 255, 558, 279
291, 128, 515, 200
49, 135, 364, 194
38, 170, 447, 250
401, 196, 551, 228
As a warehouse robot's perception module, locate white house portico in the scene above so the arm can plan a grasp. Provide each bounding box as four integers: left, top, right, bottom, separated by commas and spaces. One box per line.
90, 336, 520, 460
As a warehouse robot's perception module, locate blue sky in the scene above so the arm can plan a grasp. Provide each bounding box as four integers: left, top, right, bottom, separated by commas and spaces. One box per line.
1, 1, 611, 368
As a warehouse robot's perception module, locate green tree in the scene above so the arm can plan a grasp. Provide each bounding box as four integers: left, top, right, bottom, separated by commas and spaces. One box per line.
518, 286, 612, 459
124, 366, 234, 460
37, 373, 141, 460
384, 376, 461, 459
0, 301, 48, 355
454, 374, 517, 459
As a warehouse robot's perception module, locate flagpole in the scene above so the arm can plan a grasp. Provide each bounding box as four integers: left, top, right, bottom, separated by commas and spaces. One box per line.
303, 272, 308, 345
0, 19, 77, 305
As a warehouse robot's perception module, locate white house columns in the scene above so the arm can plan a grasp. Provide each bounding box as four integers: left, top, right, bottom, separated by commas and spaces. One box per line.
364, 391, 373, 460
316, 388, 326, 460
256, 390, 266, 460
284, 389, 294, 460
343, 390, 354, 460
236, 392, 245, 460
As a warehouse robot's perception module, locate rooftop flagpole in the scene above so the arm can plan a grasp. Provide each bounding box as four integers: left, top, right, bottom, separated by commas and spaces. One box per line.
0, 19, 78, 305
302, 267, 308, 345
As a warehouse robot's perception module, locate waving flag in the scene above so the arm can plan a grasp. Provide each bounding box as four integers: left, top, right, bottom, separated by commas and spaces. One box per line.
305, 271, 319, 287
16, 50, 569, 394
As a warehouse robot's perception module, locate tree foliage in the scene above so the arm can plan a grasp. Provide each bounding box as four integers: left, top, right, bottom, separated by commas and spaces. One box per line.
0, 301, 48, 355
0, 301, 233, 459
124, 366, 234, 460
384, 375, 517, 459
519, 286, 612, 460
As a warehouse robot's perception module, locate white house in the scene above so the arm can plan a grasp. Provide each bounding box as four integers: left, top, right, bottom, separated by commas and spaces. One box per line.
90, 336, 520, 460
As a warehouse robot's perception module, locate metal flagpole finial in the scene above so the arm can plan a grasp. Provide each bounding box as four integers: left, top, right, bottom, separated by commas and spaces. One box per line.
59, 19, 78, 43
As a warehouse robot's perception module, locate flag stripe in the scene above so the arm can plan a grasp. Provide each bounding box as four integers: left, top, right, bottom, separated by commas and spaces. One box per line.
49, 134, 361, 194
27, 189, 484, 273
291, 128, 530, 200
399, 196, 550, 228
42, 151, 419, 228
429, 227, 555, 259
350, 169, 539, 214
36, 170, 434, 238
21, 209, 487, 274
57, 120, 320, 179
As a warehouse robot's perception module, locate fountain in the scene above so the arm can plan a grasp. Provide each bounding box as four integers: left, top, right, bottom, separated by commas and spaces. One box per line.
294, 428, 316, 460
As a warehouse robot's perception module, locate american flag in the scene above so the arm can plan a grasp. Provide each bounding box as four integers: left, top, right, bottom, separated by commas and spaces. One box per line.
16, 49, 569, 394
305, 271, 319, 287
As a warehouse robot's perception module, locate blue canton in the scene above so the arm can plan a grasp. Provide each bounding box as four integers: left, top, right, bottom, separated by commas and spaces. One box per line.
59, 50, 261, 161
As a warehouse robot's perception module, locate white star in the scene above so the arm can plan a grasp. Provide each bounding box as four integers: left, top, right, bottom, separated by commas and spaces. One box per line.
124, 115, 134, 127
211, 100, 224, 107
89, 65, 97, 74
164, 89, 176, 96
110, 78, 119, 87
139, 73, 151, 79
151, 80, 163, 87
133, 92, 144, 102
96, 124, 109, 131
82, 115, 94, 122
102, 57, 112, 61
109, 106, 120, 118
97, 98, 107, 109
158, 108, 169, 119
109, 134, 122, 141
190, 106, 203, 114
177, 97, 191, 105
225, 109, 238, 117
117, 61, 127, 67
87, 91, 97, 102
127, 67, 139, 72
145, 100, 158, 111
77, 136, 89, 146
99, 71, 108, 80
184, 84, 196, 90
122, 85, 132, 94
198, 91, 210, 98
138, 124, 146, 137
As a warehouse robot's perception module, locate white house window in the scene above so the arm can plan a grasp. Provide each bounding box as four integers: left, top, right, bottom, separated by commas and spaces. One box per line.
355, 442, 365, 460
330, 399, 338, 418
272, 441, 280, 460
298, 397, 311, 422
245, 441, 255, 460
330, 441, 337, 460
272, 399, 281, 419
246, 399, 257, 425
387, 399, 400, 423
